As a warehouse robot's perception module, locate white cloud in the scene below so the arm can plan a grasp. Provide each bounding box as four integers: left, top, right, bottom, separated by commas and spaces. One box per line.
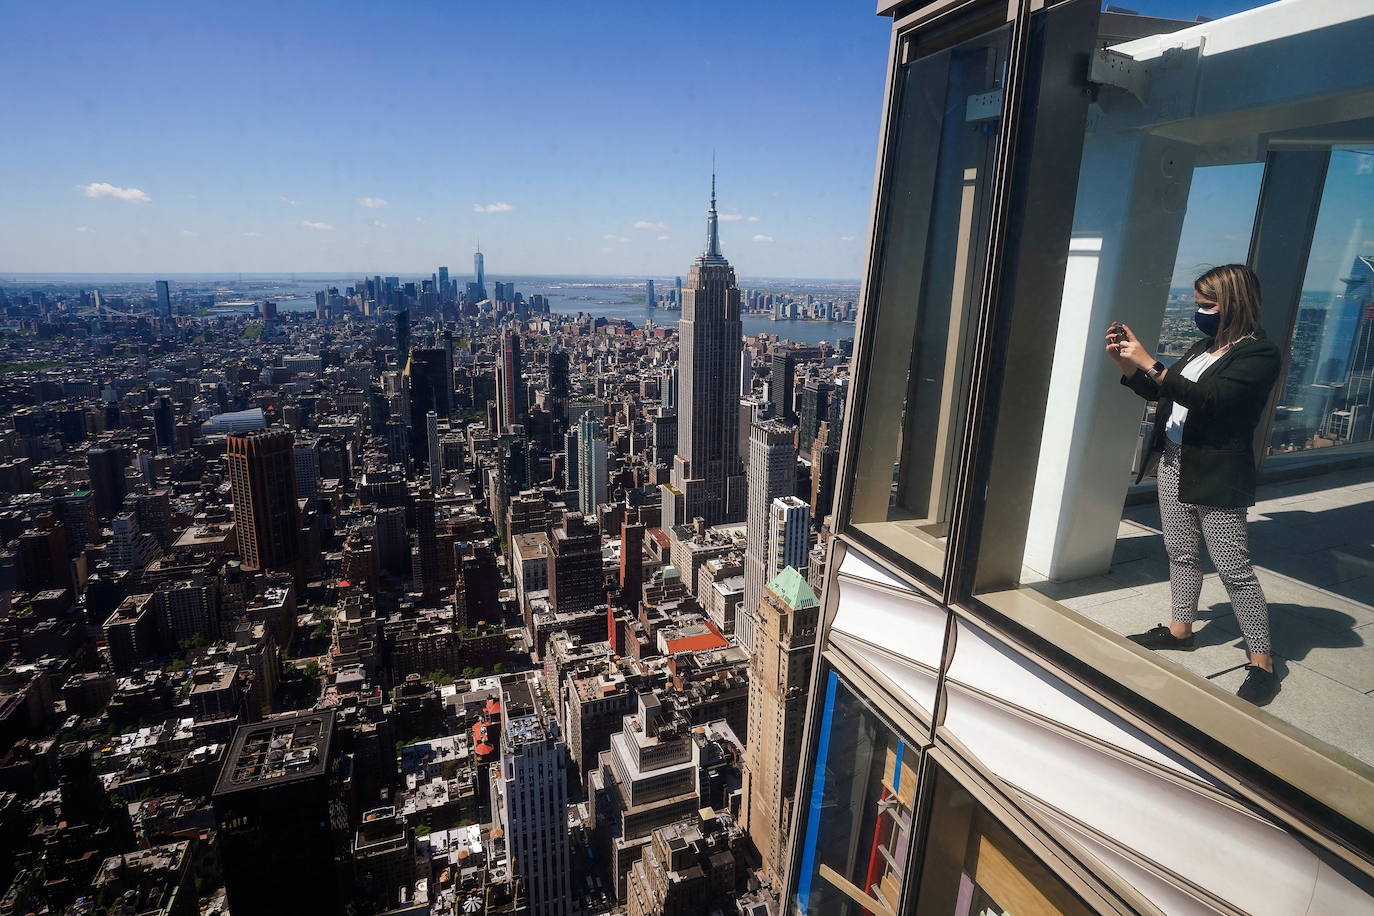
80, 182, 151, 204
279, 196, 298, 206
302, 220, 334, 231
371, 219, 387, 229
752, 234, 774, 243
473, 202, 514, 213
357, 197, 388, 208
747, 216, 761, 223
633, 220, 666, 231
179, 229, 199, 238
75, 226, 93, 233
657, 235, 671, 241
840, 235, 856, 242
604, 233, 628, 242
415, 216, 427, 224
719, 212, 745, 222
243, 231, 262, 238
600, 247, 616, 254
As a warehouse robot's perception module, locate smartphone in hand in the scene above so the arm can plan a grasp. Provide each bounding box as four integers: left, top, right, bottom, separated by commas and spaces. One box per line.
1108, 322, 1126, 344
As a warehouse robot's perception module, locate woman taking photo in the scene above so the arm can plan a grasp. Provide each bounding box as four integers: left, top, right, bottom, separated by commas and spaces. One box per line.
1106, 264, 1282, 705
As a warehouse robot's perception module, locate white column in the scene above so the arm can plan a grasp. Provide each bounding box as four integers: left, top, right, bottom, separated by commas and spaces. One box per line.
1024, 131, 1196, 581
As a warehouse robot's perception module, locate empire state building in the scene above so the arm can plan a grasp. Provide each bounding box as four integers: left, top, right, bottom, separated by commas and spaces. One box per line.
665, 176, 746, 527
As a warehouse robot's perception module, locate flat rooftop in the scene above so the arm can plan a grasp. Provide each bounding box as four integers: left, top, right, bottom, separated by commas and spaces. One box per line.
212, 710, 334, 796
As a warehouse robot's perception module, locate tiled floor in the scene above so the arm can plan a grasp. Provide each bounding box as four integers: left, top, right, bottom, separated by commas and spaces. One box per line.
1025, 464, 1374, 767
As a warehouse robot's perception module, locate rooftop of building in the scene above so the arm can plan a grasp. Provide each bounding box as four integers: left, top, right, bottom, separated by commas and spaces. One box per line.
212, 709, 334, 796
766, 566, 818, 611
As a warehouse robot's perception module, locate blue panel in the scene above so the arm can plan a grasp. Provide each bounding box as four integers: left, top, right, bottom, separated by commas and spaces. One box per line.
794, 669, 839, 912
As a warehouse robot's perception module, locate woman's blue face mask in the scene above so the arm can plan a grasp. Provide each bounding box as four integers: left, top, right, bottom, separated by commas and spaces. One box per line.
1195, 306, 1221, 337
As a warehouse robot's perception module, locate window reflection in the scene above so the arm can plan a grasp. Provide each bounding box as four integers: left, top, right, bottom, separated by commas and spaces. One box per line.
1271, 149, 1374, 452
791, 669, 917, 916
910, 767, 1089, 916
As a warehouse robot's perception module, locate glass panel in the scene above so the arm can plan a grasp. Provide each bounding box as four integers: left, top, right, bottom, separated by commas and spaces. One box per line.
909, 767, 1091, 916
790, 669, 918, 916
1129, 163, 1265, 476
847, 23, 1011, 575
1270, 149, 1374, 452
981, 0, 1374, 777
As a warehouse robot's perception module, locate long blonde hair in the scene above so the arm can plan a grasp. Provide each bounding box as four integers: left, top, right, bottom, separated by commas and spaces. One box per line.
1195, 264, 1262, 347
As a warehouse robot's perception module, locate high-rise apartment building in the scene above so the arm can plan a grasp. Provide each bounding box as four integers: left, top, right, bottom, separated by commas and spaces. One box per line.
226, 430, 301, 573
744, 420, 796, 654
155, 279, 171, 317
576, 415, 608, 516
767, 496, 810, 585
666, 177, 746, 527
743, 567, 818, 894
646, 278, 655, 308
497, 329, 526, 433
491, 675, 572, 916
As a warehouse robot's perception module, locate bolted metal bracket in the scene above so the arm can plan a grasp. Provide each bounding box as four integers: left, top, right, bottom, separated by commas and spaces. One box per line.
1090, 48, 1149, 103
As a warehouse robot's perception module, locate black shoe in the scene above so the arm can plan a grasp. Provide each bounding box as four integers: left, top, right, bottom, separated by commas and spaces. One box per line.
1237, 665, 1279, 706
1127, 624, 1195, 651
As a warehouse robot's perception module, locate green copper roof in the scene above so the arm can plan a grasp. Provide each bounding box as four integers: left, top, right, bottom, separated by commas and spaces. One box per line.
767, 566, 818, 610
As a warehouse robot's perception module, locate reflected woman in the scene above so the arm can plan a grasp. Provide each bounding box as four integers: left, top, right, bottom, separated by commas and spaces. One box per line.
1106, 264, 1282, 705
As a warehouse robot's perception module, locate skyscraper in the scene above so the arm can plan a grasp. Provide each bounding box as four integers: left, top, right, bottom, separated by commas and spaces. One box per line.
153, 395, 177, 455
213, 712, 349, 914
497, 330, 527, 433
576, 415, 609, 516
226, 430, 301, 573
767, 495, 811, 584
646, 278, 655, 309
437, 265, 450, 302
474, 247, 487, 301
770, 348, 796, 422
492, 676, 572, 916
667, 174, 745, 526
744, 420, 796, 653
426, 411, 442, 492
155, 279, 171, 318
87, 446, 126, 521
742, 566, 818, 893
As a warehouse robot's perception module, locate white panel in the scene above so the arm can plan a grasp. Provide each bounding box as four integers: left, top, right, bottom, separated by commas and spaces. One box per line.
830, 575, 947, 672
838, 549, 910, 589
943, 686, 1325, 916
1035, 806, 1225, 916
946, 619, 1209, 778
831, 632, 938, 723
1308, 860, 1374, 916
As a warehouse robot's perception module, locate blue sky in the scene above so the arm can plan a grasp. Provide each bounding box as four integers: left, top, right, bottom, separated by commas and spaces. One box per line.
0, 1, 890, 278
1, 0, 1284, 279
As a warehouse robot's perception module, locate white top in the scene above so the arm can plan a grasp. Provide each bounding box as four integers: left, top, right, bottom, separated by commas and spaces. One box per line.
1165, 349, 1223, 443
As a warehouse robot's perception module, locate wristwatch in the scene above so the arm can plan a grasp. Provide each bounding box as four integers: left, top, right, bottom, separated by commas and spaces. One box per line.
1144, 360, 1165, 380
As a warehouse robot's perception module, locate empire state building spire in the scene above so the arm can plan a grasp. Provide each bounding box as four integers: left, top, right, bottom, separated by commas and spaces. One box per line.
701, 168, 726, 264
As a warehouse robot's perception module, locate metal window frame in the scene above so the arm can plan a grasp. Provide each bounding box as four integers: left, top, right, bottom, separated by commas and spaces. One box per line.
817, 0, 1374, 892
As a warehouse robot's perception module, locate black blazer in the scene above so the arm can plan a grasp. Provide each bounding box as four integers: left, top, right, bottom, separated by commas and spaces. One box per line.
1120, 331, 1281, 508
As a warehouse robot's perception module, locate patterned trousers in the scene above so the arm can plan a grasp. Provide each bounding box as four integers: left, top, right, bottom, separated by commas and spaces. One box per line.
1157, 440, 1272, 655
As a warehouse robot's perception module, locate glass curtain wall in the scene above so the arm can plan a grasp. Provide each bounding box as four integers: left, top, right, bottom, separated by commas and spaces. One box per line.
790, 669, 918, 916
848, 13, 1010, 579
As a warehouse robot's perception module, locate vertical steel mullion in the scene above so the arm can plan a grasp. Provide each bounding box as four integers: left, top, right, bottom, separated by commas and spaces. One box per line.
940, 0, 1035, 607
